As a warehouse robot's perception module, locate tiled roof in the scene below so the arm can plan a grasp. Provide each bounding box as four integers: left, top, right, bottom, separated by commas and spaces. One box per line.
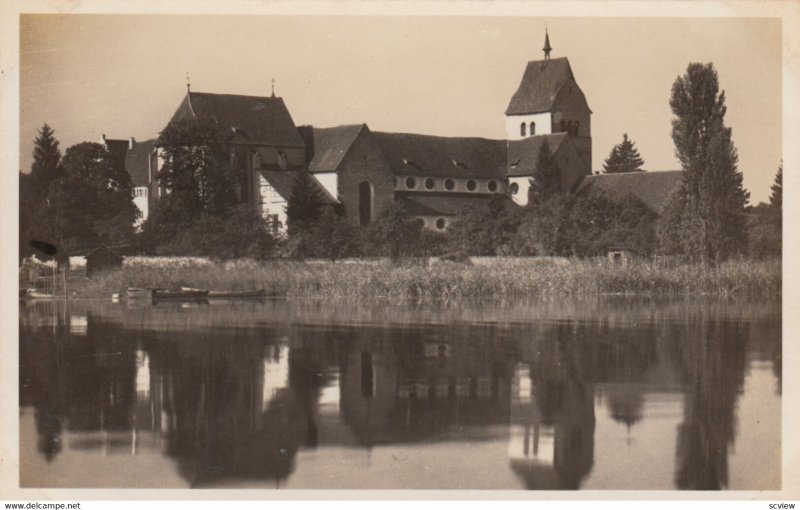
163, 92, 305, 148
307, 124, 365, 173
373, 132, 507, 179
574, 170, 685, 213
259, 170, 338, 205
124, 139, 156, 187
505, 57, 574, 115
398, 194, 491, 217
506, 133, 569, 177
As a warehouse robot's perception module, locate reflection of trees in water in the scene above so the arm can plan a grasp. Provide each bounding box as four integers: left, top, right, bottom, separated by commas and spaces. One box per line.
19, 299, 777, 490
155, 329, 324, 486
667, 316, 748, 490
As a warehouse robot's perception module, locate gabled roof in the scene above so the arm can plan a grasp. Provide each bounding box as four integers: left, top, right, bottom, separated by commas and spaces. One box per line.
307, 124, 366, 173
259, 170, 338, 205
164, 92, 305, 148
85, 244, 123, 260
124, 139, 156, 187
505, 57, 574, 115
398, 194, 490, 217
506, 133, 569, 177
373, 132, 507, 179
574, 170, 685, 213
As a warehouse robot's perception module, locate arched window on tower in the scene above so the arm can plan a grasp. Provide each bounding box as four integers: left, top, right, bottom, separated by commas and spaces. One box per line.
520, 123, 527, 137
573, 121, 580, 137
530, 122, 536, 135
560, 119, 567, 133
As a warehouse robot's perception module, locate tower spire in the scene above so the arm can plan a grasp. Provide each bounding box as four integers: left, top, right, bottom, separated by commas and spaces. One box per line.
543, 28, 552, 60
186, 72, 191, 93
271, 78, 275, 98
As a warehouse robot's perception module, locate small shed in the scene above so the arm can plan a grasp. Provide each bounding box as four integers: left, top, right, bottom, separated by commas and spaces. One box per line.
85, 245, 123, 276
607, 247, 640, 268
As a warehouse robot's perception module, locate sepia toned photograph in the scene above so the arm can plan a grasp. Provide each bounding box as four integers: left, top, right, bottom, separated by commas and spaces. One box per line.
3, 3, 793, 499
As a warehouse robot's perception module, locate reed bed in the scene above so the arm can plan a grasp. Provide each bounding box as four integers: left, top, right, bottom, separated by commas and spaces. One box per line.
71, 256, 781, 299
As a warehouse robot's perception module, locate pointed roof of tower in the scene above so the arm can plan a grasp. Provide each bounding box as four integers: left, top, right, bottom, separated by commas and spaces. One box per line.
505, 57, 574, 115
543, 30, 552, 59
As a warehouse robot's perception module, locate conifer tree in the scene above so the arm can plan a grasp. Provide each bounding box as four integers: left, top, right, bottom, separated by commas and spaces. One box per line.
285, 171, 326, 237
770, 164, 782, 214
664, 62, 749, 262
528, 140, 562, 204
30, 123, 63, 188
603, 133, 645, 173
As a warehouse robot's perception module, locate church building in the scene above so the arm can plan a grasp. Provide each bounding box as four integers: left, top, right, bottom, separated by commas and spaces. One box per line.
118, 33, 677, 233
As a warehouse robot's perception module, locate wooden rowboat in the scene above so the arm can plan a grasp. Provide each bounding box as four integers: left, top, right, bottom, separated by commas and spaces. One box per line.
154, 288, 209, 300
126, 287, 154, 299
24, 290, 56, 299
181, 287, 266, 299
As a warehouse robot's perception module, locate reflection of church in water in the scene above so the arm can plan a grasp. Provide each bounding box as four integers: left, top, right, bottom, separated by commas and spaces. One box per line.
19, 301, 757, 489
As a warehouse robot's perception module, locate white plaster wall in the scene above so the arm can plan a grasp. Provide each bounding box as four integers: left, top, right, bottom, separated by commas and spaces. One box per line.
133, 187, 149, 228
257, 173, 288, 233
313, 172, 338, 199
505, 112, 552, 141
509, 176, 531, 206
418, 216, 451, 231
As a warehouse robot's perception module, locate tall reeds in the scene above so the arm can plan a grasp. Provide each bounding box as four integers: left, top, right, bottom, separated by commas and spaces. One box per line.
72, 256, 781, 300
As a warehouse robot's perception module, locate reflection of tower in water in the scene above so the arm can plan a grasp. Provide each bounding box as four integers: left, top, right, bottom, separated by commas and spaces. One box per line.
508, 328, 596, 490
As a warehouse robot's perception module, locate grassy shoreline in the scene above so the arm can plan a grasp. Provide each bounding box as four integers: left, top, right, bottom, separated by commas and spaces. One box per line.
67, 256, 781, 299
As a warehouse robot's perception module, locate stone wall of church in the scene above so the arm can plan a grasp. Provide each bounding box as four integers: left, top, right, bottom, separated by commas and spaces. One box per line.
335, 130, 395, 226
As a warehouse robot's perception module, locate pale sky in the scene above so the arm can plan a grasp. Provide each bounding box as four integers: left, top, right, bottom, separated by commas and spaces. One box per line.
19, 15, 782, 203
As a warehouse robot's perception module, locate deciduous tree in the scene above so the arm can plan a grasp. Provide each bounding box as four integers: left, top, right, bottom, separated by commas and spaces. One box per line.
156, 118, 235, 215
665, 62, 749, 262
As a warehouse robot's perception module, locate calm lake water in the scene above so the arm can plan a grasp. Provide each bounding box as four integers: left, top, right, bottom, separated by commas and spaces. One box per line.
19, 297, 781, 490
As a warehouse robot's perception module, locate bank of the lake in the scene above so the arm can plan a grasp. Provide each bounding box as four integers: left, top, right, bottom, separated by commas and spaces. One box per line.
67, 256, 781, 299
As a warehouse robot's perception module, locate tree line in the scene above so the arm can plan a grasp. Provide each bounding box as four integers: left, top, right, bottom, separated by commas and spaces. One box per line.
19, 62, 781, 264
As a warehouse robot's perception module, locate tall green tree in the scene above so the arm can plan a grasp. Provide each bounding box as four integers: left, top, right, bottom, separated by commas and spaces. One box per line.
285, 171, 327, 237
603, 133, 645, 173
528, 140, 562, 204
365, 204, 424, 260
156, 117, 235, 216
770, 164, 782, 214
21, 124, 64, 260
447, 195, 522, 256
30, 123, 63, 189
28, 142, 138, 255
664, 62, 749, 262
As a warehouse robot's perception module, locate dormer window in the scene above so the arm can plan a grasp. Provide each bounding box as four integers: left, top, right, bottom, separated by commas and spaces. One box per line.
520, 123, 527, 137
403, 158, 424, 172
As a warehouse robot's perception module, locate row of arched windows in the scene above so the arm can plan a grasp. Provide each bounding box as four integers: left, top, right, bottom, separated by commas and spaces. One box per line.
520, 121, 536, 137
560, 119, 580, 137
520, 119, 582, 137
397, 176, 500, 193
